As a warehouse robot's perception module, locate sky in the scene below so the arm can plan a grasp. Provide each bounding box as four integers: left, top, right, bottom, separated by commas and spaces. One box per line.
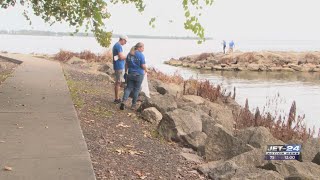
0, 0, 320, 40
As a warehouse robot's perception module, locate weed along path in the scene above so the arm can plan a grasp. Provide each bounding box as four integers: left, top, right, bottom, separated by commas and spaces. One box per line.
0, 54, 95, 180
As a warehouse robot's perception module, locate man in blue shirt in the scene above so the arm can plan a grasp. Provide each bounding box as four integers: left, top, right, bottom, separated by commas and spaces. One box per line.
112, 35, 128, 103
229, 40, 235, 53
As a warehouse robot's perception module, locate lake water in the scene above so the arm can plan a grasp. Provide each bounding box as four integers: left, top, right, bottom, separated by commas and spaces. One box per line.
1, 35, 320, 131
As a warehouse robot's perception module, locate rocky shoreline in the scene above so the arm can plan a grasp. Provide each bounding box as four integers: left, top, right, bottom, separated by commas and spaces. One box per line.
33, 51, 320, 179
165, 51, 320, 72
137, 77, 320, 179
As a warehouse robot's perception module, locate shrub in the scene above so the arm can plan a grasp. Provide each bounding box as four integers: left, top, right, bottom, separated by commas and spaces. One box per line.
54, 49, 112, 63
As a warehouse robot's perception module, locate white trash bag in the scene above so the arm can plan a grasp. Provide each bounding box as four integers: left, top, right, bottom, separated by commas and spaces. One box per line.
141, 73, 150, 98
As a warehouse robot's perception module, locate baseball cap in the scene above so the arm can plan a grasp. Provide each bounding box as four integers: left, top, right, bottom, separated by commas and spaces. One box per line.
120, 35, 128, 42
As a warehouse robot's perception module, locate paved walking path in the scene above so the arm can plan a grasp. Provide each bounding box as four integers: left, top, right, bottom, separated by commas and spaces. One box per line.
0, 54, 96, 180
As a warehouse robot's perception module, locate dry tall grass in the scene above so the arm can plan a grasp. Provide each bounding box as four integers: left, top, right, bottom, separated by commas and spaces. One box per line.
148, 68, 184, 85
235, 99, 315, 142
54, 50, 112, 63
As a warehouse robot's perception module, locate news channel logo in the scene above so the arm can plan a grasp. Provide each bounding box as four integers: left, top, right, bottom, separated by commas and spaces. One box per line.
265, 144, 301, 160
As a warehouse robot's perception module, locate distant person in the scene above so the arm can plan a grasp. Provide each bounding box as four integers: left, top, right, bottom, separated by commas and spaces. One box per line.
112, 35, 128, 104
120, 42, 148, 110
229, 40, 235, 53
222, 40, 227, 54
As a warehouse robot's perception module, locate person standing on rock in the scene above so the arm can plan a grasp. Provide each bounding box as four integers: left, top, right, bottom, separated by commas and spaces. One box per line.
120, 42, 148, 110
222, 40, 227, 54
229, 40, 235, 53
112, 35, 128, 104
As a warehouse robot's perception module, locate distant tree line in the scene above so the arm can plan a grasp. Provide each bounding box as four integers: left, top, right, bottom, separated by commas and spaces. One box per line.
0, 30, 212, 40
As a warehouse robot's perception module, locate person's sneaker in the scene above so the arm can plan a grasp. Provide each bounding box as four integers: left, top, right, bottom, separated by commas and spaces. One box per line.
114, 99, 121, 104
120, 103, 125, 110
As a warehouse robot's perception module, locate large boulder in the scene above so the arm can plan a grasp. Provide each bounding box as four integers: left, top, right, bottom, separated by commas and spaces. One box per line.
260, 161, 320, 179
182, 95, 206, 105
206, 101, 235, 132
180, 152, 203, 163
234, 126, 283, 148
198, 148, 266, 175
287, 138, 320, 162
158, 108, 202, 142
204, 124, 254, 161
97, 62, 113, 75
141, 107, 162, 125
139, 94, 177, 114
181, 131, 207, 153
312, 152, 320, 165
151, 80, 183, 97
203, 161, 283, 180
227, 168, 283, 180
247, 64, 263, 71
201, 113, 218, 135
207, 161, 239, 179
289, 64, 303, 71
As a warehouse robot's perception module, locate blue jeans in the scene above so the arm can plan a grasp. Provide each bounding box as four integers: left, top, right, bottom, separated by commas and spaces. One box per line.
122, 73, 144, 106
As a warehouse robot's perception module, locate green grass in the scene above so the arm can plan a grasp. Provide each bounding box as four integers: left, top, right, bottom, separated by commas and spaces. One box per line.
89, 106, 113, 118
64, 71, 85, 109
0, 72, 13, 84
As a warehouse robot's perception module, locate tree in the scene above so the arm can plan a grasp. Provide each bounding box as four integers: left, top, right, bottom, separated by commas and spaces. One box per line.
0, 0, 214, 47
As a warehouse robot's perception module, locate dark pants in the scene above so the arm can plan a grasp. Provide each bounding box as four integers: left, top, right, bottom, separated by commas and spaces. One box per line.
122, 73, 144, 106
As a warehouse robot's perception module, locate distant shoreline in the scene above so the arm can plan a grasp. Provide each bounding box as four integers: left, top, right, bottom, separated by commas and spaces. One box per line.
0, 30, 213, 40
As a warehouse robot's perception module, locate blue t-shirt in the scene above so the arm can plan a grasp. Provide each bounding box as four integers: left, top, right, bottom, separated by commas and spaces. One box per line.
229, 41, 235, 48
112, 42, 125, 70
127, 51, 145, 75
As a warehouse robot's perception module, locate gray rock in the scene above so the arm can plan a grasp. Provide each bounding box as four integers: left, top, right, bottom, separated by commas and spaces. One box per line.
182, 95, 206, 105
260, 161, 320, 179
158, 109, 202, 142
230, 168, 283, 180
182, 148, 194, 153
167, 59, 183, 66
141, 107, 163, 125
97, 63, 113, 75
139, 94, 177, 114
201, 113, 218, 135
182, 131, 207, 152
96, 72, 114, 83
234, 126, 283, 148
204, 124, 254, 161
180, 152, 203, 163
200, 158, 282, 179
206, 101, 235, 132
207, 161, 239, 179
312, 152, 320, 165
289, 64, 303, 71
198, 148, 266, 176
67, 56, 86, 65
247, 64, 262, 71
287, 138, 320, 162
151, 80, 183, 97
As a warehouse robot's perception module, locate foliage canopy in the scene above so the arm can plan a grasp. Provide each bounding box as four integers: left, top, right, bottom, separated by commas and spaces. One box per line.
1, 0, 214, 47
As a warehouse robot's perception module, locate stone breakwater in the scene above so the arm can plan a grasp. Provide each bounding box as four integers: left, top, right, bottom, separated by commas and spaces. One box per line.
165, 51, 320, 72
136, 78, 320, 179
